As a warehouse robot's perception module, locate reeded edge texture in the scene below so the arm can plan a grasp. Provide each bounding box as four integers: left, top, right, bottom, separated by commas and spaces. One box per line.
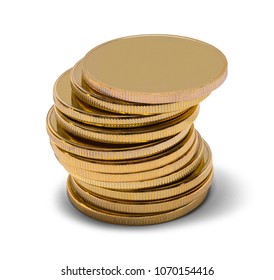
46, 105, 193, 160
58, 134, 203, 183
67, 176, 209, 225
70, 171, 213, 214
72, 60, 211, 114
54, 69, 186, 127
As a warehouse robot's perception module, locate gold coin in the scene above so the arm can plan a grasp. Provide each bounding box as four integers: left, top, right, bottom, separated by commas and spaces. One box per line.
67, 176, 209, 225
50, 126, 196, 174
56, 132, 202, 182
70, 141, 204, 189
47, 105, 192, 160
71, 60, 209, 115
46, 35, 227, 225
73, 140, 212, 200
54, 105, 198, 144
54, 69, 184, 127
69, 171, 212, 214
82, 35, 227, 104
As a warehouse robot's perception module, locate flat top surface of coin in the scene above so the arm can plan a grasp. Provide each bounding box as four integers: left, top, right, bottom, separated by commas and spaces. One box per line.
83, 35, 227, 104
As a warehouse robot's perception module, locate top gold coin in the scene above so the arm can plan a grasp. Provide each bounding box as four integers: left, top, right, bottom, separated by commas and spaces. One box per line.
82, 35, 227, 104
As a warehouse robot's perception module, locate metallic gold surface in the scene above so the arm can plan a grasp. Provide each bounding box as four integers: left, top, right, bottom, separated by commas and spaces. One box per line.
67, 176, 209, 225
53, 104, 198, 143
72, 60, 209, 115
73, 140, 212, 198
82, 35, 227, 104
55, 69, 184, 127
70, 171, 213, 214
47, 107, 192, 160
46, 34, 227, 225
70, 141, 204, 190
51, 127, 197, 174
57, 133, 202, 183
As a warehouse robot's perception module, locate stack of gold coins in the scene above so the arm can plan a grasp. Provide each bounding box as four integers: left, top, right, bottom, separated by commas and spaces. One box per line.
46, 35, 227, 225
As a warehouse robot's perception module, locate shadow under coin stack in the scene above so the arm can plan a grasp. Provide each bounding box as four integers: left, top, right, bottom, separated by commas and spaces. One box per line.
46, 35, 227, 225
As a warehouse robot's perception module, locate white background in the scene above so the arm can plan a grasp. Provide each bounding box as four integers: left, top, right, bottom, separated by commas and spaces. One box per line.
1, 1, 273, 279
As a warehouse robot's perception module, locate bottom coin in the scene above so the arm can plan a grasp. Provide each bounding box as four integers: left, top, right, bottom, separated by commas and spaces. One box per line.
70, 171, 213, 214
67, 176, 210, 225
